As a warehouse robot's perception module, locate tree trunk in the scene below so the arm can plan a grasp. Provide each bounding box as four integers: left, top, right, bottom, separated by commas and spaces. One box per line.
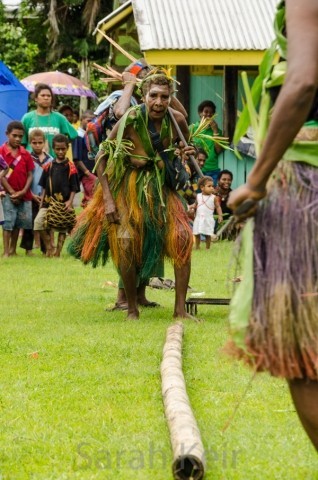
80, 57, 89, 114
161, 322, 205, 480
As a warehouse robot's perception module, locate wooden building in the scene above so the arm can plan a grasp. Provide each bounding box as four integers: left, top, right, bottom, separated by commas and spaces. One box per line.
94, 0, 278, 186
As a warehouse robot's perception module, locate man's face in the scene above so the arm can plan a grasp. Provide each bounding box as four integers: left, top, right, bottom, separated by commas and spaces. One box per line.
30, 136, 45, 155
53, 142, 68, 161
218, 173, 232, 190
144, 84, 171, 120
7, 129, 24, 148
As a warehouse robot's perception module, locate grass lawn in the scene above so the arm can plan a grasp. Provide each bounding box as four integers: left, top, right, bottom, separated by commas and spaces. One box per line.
1, 233, 318, 480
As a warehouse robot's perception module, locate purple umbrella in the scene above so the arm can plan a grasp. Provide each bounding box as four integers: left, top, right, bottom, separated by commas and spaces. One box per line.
21, 71, 97, 98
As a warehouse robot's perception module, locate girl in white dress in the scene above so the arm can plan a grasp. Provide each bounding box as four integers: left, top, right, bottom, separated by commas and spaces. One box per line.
192, 176, 223, 249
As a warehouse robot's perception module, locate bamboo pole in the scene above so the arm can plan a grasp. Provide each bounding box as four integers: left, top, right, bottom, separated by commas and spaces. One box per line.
167, 107, 203, 180
95, 29, 137, 63
161, 322, 205, 480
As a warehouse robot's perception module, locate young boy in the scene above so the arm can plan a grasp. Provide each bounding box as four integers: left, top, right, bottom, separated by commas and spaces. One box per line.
0, 121, 34, 257
34, 134, 80, 257
20, 129, 53, 255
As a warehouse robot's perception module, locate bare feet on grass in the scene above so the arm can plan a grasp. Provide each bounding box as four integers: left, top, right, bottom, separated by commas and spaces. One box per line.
126, 308, 139, 320
173, 312, 203, 323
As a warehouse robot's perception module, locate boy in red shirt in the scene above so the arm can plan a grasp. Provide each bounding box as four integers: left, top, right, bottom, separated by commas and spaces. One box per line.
0, 121, 34, 257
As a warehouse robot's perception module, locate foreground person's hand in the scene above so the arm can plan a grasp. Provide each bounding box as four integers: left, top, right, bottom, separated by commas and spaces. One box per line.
227, 183, 266, 221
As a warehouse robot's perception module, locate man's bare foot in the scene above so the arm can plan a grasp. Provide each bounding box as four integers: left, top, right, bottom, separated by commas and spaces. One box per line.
138, 299, 160, 307
173, 312, 203, 323
2, 253, 9, 258
105, 302, 128, 312
126, 309, 139, 320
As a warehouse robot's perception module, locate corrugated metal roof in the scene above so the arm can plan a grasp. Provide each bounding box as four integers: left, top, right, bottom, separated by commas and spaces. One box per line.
131, 0, 278, 51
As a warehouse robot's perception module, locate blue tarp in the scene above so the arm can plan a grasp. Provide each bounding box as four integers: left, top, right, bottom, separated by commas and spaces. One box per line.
0, 61, 29, 145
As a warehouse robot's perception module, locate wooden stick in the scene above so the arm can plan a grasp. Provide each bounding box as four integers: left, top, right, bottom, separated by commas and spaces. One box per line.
100, 78, 122, 83
161, 322, 205, 480
96, 29, 137, 63
215, 199, 258, 239
92, 63, 123, 80
168, 107, 203, 179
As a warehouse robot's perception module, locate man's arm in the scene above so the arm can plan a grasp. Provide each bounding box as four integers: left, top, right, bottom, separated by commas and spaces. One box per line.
65, 191, 76, 210
112, 72, 137, 120
94, 119, 123, 224
170, 96, 188, 119
1, 176, 15, 195
229, 0, 318, 214
10, 170, 33, 201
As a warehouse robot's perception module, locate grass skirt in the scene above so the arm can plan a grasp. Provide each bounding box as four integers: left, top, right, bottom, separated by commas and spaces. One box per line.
228, 160, 318, 379
68, 169, 193, 282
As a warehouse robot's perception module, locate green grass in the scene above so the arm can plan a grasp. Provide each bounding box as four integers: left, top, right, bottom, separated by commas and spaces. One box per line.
0, 235, 318, 479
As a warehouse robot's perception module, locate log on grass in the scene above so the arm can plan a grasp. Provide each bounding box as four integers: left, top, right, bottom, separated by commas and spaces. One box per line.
161, 322, 205, 480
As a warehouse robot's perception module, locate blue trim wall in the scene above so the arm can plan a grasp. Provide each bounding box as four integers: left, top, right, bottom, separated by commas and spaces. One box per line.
189, 71, 256, 188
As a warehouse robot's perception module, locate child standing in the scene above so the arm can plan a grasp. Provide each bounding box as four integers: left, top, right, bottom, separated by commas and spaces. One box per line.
0, 121, 34, 257
34, 134, 80, 257
20, 129, 53, 255
191, 176, 223, 250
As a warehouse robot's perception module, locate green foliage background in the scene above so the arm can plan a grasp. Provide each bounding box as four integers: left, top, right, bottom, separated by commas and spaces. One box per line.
0, 0, 112, 98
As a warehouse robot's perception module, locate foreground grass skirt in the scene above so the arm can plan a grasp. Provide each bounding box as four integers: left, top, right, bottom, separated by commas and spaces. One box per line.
228, 160, 318, 379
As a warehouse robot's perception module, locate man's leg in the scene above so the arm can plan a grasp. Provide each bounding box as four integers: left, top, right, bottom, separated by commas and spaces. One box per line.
110, 281, 159, 311
119, 266, 139, 319
137, 282, 159, 307
20, 229, 34, 255
118, 239, 139, 319
2, 196, 16, 256
2, 230, 11, 257
54, 233, 66, 257
39, 230, 54, 256
173, 261, 191, 318
288, 379, 318, 451
9, 228, 19, 255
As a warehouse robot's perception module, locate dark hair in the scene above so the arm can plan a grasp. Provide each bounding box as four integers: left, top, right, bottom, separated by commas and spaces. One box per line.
197, 100, 216, 114
52, 134, 69, 147
6, 121, 24, 134
141, 72, 174, 96
58, 104, 73, 114
34, 83, 54, 99
197, 148, 208, 158
198, 175, 214, 189
218, 169, 233, 181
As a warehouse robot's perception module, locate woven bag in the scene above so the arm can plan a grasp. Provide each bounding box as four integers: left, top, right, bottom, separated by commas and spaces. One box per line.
45, 196, 76, 231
